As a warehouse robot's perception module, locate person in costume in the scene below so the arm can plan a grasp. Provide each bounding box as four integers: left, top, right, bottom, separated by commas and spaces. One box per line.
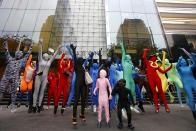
0, 37, 32, 112
54, 53, 73, 114
142, 48, 172, 113
120, 43, 136, 103
156, 51, 174, 103
70, 44, 94, 125
90, 62, 99, 112
164, 58, 185, 107
112, 79, 134, 129
47, 70, 58, 110
32, 40, 62, 113
93, 69, 112, 128
176, 48, 196, 120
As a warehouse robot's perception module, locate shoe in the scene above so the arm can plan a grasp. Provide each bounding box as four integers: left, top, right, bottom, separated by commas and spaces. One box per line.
165, 108, 170, 113
97, 122, 101, 128
117, 123, 123, 129
106, 122, 110, 128
61, 108, 65, 115
128, 124, 134, 130
11, 107, 17, 113
155, 109, 159, 113
72, 118, 77, 125
170, 96, 175, 103
37, 106, 41, 113
80, 114, 86, 122
32, 106, 37, 113
54, 106, 57, 115
28, 106, 32, 113
138, 102, 145, 112
192, 111, 196, 121
17, 103, 21, 108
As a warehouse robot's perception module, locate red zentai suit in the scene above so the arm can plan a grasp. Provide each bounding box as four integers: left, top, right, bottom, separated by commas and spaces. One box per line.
47, 71, 58, 106
142, 49, 172, 113
54, 53, 73, 111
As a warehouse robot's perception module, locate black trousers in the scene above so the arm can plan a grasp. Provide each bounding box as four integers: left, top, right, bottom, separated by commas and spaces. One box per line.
73, 82, 87, 118
117, 103, 132, 125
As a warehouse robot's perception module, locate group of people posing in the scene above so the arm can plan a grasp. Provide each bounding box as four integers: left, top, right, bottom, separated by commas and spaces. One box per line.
0, 36, 196, 130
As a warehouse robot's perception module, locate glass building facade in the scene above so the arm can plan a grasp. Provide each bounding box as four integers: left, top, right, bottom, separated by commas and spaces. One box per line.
0, 0, 169, 60
155, 0, 196, 61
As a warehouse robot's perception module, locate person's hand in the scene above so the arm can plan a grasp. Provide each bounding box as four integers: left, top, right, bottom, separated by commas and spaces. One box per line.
93, 92, 96, 96
70, 44, 76, 50
109, 95, 112, 100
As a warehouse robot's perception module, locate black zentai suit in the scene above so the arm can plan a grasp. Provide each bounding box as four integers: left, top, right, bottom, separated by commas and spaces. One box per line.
112, 81, 134, 125
72, 48, 87, 119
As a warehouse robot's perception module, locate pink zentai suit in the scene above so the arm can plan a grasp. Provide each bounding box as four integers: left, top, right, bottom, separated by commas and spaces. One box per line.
93, 69, 112, 123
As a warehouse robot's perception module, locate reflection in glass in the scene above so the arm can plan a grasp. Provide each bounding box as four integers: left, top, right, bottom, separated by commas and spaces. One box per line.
27, 0, 42, 9
0, 9, 11, 30
34, 10, 55, 32
4, 9, 25, 31
13, 0, 28, 9
20, 10, 39, 31
0, 0, 14, 8
41, 0, 58, 9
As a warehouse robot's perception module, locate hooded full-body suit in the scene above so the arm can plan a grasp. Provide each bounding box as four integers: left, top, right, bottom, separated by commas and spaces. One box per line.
112, 79, 134, 129
90, 63, 99, 107
47, 71, 58, 107
120, 43, 136, 102
20, 54, 36, 92
93, 69, 112, 125
70, 44, 93, 124
176, 48, 196, 120
0, 39, 32, 112
156, 51, 174, 103
142, 49, 171, 112
164, 59, 184, 106
33, 41, 61, 112
54, 53, 73, 114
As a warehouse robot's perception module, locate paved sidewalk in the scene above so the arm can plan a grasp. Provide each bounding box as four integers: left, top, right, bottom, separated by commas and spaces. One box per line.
0, 104, 195, 131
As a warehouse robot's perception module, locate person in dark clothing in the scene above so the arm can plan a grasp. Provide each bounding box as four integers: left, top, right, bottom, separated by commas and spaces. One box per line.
112, 79, 134, 130
70, 44, 93, 125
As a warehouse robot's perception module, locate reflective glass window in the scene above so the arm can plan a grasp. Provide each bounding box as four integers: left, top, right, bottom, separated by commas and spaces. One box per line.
5, 9, 25, 31
35, 10, 55, 32
0, 9, 11, 30
120, 0, 132, 12
106, 12, 122, 33
147, 14, 162, 34
132, 0, 145, 13
13, 0, 28, 9
41, 0, 58, 9
20, 10, 39, 31
27, 0, 42, 9
106, 0, 120, 12
0, 0, 14, 8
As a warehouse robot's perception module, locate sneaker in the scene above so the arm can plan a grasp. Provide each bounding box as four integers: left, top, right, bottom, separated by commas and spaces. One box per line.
80, 114, 86, 122
54, 106, 57, 115
11, 107, 17, 113
28, 106, 32, 113
37, 106, 41, 113
106, 122, 110, 128
165, 108, 170, 113
72, 118, 77, 125
192, 111, 196, 121
128, 124, 134, 130
32, 106, 37, 113
97, 122, 101, 128
61, 108, 65, 115
117, 123, 123, 129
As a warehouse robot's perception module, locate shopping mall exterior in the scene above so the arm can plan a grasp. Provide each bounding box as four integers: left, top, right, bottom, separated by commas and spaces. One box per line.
0, 0, 195, 61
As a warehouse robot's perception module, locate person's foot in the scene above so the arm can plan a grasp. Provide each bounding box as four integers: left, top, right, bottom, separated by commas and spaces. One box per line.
165, 107, 170, 113
106, 122, 110, 128
54, 106, 57, 115
45, 106, 49, 110
97, 122, 101, 128
128, 124, 134, 130
80, 114, 86, 122
17, 103, 21, 108
117, 123, 123, 129
32, 106, 37, 113
170, 95, 175, 103
61, 108, 65, 115
138, 102, 145, 112
11, 107, 17, 113
37, 106, 41, 113
155, 108, 159, 113
28, 106, 32, 113
192, 111, 196, 121
72, 118, 77, 125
